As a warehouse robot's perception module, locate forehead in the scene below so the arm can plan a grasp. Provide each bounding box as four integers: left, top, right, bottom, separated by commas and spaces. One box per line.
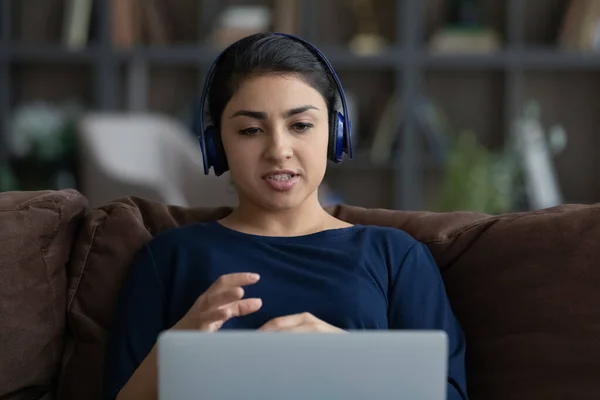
227, 73, 327, 110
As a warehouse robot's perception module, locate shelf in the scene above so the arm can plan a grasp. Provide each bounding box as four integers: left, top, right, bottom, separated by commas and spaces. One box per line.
115, 45, 403, 68
6, 45, 600, 72
317, 46, 403, 69
114, 46, 219, 64
2, 44, 404, 69
518, 49, 600, 69
8, 45, 100, 62
422, 51, 510, 69
422, 49, 600, 70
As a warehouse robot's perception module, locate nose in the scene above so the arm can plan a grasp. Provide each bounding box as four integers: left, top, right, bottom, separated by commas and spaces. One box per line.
263, 125, 293, 162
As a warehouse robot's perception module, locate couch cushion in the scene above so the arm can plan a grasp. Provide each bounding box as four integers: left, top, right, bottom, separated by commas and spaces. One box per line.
58, 197, 233, 399
59, 196, 600, 400
0, 190, 88, 399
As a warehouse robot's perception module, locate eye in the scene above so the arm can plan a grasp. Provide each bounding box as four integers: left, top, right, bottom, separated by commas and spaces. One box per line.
239, 127, 261, 136
292, 122, 313, 133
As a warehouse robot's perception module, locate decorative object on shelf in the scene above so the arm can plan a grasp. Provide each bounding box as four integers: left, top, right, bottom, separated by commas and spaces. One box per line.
110, 0, 173, 48
348, 0, 388, 56
436, 98, 569, 214
434, 93, 520, 214
512, 100, 567, 210
412, 96, 451, 166
142, 0, 173, 46
429, 0, 501, 53
111, 0, 142, 49
369, 95, 449, 167
62, 0, 94, 49
436, 128, 518, 214
558, 0, 600, 52
273, 0, 300, 35
369, 92, 402, 164
8, 101, 82, 191
211, 6, 272, 50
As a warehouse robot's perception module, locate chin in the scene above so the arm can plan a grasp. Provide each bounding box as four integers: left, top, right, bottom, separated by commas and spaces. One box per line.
242, 187, 316, 213
257, 195, 305, 212
233, 174, 322, 212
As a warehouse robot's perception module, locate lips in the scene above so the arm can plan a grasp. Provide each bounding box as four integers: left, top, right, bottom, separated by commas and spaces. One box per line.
262, 170, 297, 179
262, 170, 300, 192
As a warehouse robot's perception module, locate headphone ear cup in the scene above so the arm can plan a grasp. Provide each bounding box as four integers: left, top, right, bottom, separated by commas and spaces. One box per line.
204, 127, 229, 176
328, 111, 345, 163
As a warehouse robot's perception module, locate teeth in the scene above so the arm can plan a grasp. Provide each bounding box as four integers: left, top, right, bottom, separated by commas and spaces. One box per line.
268, 174, 293, 181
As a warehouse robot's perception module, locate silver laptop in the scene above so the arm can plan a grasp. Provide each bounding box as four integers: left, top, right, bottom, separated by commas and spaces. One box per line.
157, 330, 448, 400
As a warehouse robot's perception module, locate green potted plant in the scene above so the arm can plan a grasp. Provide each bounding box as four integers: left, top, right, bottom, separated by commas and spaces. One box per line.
8, 101, 81, 191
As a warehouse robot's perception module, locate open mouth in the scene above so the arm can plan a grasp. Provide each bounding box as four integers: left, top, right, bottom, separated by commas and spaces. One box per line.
266, 173, 297, 181
262, 171, 300, 191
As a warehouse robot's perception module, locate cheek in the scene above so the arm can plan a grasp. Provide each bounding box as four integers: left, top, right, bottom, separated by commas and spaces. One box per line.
220, 134, 250, 173
303, 131, 329, 169
318, 128, 330, 158
227, 148, 254, 175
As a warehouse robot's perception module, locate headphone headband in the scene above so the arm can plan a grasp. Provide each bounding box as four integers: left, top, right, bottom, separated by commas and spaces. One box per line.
197, 32, 353, 175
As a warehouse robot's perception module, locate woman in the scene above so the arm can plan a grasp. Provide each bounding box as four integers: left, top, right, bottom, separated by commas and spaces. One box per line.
103, 32, 468, 400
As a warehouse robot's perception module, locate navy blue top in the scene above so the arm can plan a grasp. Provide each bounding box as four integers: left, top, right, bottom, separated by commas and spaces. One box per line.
102, 222, 468, 399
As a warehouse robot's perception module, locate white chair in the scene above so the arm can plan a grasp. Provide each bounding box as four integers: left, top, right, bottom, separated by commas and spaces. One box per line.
76, 112, 238, 208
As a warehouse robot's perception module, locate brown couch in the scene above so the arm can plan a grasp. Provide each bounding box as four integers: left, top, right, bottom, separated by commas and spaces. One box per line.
1, 189, 599, 400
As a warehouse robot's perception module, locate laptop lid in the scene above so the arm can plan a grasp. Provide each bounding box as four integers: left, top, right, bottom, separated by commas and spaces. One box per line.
158, 330, 448, 400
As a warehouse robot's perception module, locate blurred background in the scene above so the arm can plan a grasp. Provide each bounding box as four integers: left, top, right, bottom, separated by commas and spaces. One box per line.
0, 0, 599, 213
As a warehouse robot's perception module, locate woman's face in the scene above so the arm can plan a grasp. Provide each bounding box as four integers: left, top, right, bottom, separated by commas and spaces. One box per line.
220, 73, 329, 212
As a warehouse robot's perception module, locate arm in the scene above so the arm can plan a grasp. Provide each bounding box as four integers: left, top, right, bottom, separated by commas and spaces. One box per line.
102, 244, 166, 400
388, 242, 469, 400
115, 346, 159, 400
102, 243, 263, 400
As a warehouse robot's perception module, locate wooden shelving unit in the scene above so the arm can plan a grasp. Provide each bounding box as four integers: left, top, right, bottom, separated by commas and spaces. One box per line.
1, 0, 599, 210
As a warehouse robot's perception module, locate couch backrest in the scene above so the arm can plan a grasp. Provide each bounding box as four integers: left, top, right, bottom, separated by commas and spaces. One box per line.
336, 203, 600, 398
0, 190, 87, 399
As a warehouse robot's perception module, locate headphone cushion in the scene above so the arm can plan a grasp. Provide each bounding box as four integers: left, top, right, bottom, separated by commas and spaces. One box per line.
329, 111, 345, 162
204, 127, 229, 176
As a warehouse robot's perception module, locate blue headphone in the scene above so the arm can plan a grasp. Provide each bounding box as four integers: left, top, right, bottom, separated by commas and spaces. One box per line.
196, 32, 353, 176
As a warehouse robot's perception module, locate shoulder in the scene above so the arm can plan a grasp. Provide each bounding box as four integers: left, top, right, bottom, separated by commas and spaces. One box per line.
146, 221, 221, 250
131, 222, 224, 268
354, 224, 421, 252
341, 224, 427, 272
361, 226, 440, 279
126, 221, 229, 282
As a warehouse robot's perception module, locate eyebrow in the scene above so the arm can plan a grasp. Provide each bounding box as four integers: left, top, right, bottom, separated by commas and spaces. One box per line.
229, 105, 319, 119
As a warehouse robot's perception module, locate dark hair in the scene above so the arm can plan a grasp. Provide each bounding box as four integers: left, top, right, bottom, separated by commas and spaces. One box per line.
206, 32, 338, 132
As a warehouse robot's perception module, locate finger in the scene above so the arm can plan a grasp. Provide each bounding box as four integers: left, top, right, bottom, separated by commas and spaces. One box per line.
212, 272, 260, 290
198, 273, 260, 308
199, 298, 263, 331
266, 323, 345, 333
271, 324, 315, 332
204, 286, 245, 309
200, 307, 234, 331
258, 312, 310, 331
228, 297, 263, 317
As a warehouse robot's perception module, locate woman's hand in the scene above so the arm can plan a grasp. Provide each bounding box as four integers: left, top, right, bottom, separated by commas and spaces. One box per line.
258, 312, 345, 332
171, 272, 262, 332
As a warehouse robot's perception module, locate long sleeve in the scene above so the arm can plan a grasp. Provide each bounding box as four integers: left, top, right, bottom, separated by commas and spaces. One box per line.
102, 243, 167, 400
388, 242, 469, 400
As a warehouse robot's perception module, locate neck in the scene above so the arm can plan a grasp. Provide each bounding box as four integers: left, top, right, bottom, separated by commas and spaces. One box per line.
223, 193, 331, 237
